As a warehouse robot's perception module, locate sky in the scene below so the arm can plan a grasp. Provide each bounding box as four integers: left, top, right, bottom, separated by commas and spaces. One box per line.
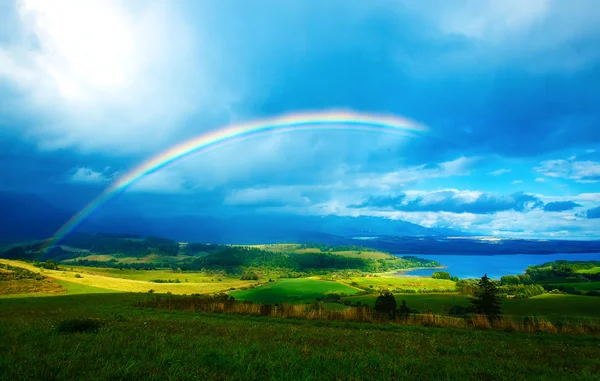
1, 0, 600, 239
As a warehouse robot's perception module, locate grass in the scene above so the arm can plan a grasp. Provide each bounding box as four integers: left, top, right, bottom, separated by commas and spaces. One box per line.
53, 279, 116, 295
548, 282, 600, 291
230, 279, 361, 303
0, 278, 65, 297
248, 243, 393, 260
1, 293, 600, 380
0, 259, 257, 295
342, 293, 600, 321
62, 253, 198, 265
577, 267, 600, 274
340, 275, 456, 291
343, 293, 470, 312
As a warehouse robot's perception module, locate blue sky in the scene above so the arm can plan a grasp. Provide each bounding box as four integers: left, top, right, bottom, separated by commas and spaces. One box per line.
1, 0, 600, 239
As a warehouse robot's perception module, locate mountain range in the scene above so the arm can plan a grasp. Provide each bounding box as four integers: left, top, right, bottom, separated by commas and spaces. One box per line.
0, 191, 463, 243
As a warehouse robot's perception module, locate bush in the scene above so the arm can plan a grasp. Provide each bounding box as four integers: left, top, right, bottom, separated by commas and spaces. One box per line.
241, 271, 259, 281
57, 318, 101, 334
74, 274, 82, 278
432, 271, 451, 280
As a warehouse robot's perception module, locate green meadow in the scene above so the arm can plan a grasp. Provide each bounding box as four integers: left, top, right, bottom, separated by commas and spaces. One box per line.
1, 293, 600, 380
230, 278, 361, 303
577, 267, 600, 274
2, 244, 600, 380
342, 293, 600, 321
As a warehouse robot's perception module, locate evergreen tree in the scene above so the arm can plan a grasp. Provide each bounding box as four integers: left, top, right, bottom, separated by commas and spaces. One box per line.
470, 274, 502, 320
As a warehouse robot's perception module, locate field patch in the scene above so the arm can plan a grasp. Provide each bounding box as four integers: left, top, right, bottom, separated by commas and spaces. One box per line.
577, 267, 600, 274
340, 275, 456, 292
0, 278, 65, 296
342, 292, 600, 321
0, 259, 257, 295
548, 282, 600, 292
230, 279, 361, 303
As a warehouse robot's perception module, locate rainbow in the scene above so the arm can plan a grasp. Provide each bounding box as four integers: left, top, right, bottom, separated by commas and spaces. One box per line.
43, 110, 427, 250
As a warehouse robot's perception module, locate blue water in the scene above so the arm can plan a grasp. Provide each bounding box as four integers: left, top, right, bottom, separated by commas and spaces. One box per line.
396, 253, 600, 279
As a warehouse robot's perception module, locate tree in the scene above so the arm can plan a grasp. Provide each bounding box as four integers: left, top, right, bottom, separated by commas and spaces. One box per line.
398, 300, 410, 319
374, 291, 396, 319
431, 271, 451, 280
240, 271, 259, 280
470, 274, 502, 320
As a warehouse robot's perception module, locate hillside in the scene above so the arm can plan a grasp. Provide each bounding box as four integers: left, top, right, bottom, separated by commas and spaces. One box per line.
0, 233, 440, 274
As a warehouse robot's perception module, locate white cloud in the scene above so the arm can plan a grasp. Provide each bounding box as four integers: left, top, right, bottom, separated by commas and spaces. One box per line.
1, 0, 236, 153
435, 0, 550, 40
488, 168, 511, 176
535, 159, 600, 183
511, 180, 523, 185
355, 156, 476, 191
402, 0, 600, 72
69, 167, 112, 184
535, 177, 545, 182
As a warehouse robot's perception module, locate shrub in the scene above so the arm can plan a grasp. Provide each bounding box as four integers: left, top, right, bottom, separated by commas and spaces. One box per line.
57, 318, 101, 334
241, 271, 259, 280
74, 274, 82, 278
432, 271, 451, 280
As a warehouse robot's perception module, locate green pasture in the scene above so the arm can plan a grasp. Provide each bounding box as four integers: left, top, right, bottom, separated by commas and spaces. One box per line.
340, 275, 456, 291
1, 293, 600, 380
230, 278, 361, 303
578, 267, 600, 274
548, 282, 600, 291
341, 293, 600, 321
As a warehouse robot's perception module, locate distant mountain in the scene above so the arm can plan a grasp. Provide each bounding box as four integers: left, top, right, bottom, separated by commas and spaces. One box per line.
0, 191, 73, 242
0, 191, 464, 244
78, 213, 452, 244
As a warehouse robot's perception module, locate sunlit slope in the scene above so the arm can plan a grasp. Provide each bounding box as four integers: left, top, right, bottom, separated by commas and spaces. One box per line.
0, 259, 256, 295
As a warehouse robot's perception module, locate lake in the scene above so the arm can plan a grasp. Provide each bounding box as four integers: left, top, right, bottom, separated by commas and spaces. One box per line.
395, 253, 600, 279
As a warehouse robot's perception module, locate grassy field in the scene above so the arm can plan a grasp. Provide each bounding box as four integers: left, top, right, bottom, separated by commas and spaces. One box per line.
0, 278, 66, 297
1, 293, 599, 380
247, 243, 392, 260
231, 279, 361, 303
0, 259, 257, 295
339, 275, 456, 291
548, 282, 600, 291
341, 293, 600, 321
578, 267, 600, 274
62, 253, 197, 265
